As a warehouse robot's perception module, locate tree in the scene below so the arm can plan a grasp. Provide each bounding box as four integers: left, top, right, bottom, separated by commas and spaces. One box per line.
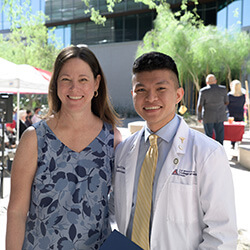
1, 0, 61, 71
84, 0, 250, 90
82, 0, 165, 25
0, 0, 62, 110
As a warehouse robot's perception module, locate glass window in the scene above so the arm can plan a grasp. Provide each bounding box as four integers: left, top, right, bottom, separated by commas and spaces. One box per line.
70, 24, 76, 45
86, 21, 97, 44
64, 25, 71, 47
140, 1, 148, 10
31, 0, 41, 13
84, 20, 112, 44
113, 1, 126, 12
99, 0, 109, 13
114, 16, 123, 42
93, 23, 116, 45
74, 22, 86, 45
196, 5, 204, 21
127, 0, 141, 11
51, 0, 62, 22
45, 0, 52, 21
41, 0, 45, 13
97, 19, 114, 43
48, 26, 63, 47
124, 15, 137, 41
53, 26, 64, 45
228, 0, 242, 29
217, 6, 227, 30
243, 0, 250, 27
204, 2, 216, 26
139, 12, 154, 39
62, 0, 73, 20
74, 0, 88, 19
88, 0, 98, 9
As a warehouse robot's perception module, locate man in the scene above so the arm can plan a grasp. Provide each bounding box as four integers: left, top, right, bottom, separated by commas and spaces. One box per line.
31, 107, 41, 124
197, 74, 229, 145
25, 110, 33, 127
114, 52, 237, 249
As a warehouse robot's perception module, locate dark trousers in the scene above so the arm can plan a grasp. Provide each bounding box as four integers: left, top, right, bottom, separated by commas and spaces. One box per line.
204, 122, 224, 145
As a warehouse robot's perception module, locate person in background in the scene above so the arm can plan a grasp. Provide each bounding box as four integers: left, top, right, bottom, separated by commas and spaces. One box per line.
25, 109, 33, 127
31, 107, 41, 124
227, 79, 246, 148
0, 124, 10, 149
6, 109, 17, 135
197, 74, 229, 145
18, 110, 28, 139
113, 52, 237, 249
6, 46, 122, 250
5, 109, 17, 147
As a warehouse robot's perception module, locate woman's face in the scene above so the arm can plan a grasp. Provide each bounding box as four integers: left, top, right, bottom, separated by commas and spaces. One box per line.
57, 58, 100, 114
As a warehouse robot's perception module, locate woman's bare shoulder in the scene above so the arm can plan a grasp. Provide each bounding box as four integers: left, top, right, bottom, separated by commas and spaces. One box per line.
16, 126, 37, 153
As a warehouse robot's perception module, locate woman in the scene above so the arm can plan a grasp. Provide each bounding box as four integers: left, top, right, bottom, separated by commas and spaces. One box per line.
228, 79, 246, 148
6, 46, 122, 249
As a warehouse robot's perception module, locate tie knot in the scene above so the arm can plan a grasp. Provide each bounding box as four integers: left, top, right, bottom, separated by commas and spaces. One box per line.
149, 134, 158, 146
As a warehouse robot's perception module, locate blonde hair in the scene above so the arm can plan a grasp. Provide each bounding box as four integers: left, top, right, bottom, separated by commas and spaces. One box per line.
230, 80, 243, 97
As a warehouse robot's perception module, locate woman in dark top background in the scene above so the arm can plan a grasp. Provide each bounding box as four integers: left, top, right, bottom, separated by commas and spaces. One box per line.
227, 79, 246, 148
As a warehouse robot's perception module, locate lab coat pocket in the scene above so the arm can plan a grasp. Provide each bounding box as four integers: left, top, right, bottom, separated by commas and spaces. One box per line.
167, 182, 199, 224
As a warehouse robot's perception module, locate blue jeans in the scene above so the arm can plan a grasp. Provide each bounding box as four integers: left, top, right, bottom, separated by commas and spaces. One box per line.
203, 122, 224, 145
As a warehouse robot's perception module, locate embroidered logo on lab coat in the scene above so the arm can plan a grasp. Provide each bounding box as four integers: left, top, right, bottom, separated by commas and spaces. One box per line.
172, 169, 197, 177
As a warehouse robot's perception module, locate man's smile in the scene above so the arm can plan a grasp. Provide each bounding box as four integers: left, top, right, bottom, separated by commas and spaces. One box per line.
143, 106, 162, 110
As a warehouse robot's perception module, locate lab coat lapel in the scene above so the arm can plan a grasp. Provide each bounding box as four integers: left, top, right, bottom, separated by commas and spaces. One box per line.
124, 129, 144, 228
154, 119, 190, 206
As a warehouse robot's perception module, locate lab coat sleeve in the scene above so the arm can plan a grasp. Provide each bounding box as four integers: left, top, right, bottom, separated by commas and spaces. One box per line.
198, 144, 237, 249
109, 140, 128, 231
108, 189, 118, 230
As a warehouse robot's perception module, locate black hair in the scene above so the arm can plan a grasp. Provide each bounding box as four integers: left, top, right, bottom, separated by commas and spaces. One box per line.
133, 52, 180, 86
34, 107, 40, 112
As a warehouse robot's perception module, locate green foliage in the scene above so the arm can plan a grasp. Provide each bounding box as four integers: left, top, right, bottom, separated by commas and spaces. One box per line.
0, 0, 62, 110
13, 94, 48, 111
83, 0, 250, 93
82, 0, 157, 25
0, 0, 61, 71
136, 1, 250, 92
137, 2, 204, 90
89, 8, 107, 25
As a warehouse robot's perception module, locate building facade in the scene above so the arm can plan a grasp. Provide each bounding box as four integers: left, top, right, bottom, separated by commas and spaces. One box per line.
0, 0, 249, 114
1, 1, 249, 47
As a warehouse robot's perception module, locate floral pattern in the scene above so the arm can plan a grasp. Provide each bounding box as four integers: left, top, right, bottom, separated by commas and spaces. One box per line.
22, 120, 114, 250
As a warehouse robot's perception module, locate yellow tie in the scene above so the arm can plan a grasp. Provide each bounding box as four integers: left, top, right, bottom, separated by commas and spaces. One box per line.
131, 134, 158, 250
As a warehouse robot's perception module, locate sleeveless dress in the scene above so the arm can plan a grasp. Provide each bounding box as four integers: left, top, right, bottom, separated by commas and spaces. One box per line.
22, 120, 114, 250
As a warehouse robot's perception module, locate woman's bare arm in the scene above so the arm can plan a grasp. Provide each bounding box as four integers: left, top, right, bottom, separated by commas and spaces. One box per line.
6, 127, 38, 250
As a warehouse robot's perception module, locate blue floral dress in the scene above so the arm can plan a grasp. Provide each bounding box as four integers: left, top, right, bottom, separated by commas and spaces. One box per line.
22, 120, 114, 250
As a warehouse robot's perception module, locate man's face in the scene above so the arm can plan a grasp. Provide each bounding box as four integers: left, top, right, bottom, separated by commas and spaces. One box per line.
131, 69, 184, 132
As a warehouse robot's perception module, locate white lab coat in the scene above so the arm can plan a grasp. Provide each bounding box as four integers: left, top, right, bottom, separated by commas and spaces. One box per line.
114, 117, 237, 250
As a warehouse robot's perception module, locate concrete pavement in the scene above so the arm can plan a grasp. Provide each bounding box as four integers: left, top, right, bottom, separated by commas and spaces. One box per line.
224, 140, 250, 249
